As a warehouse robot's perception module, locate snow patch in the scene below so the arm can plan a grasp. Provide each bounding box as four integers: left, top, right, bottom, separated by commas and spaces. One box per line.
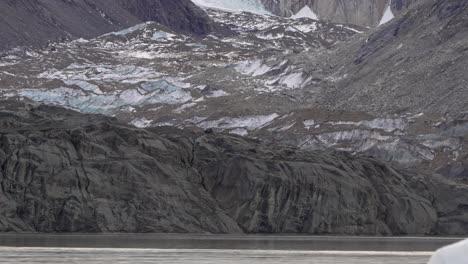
206, 90, 230, 98
336, 25, 364, 34
174, 103, 197, 113
303, 119, 316, 129
152, 31, 176, 40
294, 23, 318, 33
131, 118, 152, 128
279, 72, 307, 88
328, 118, 407, 132
200, 113, 280, 131
125, 51, 158, 59
318, 130, 392, 147
229, 128, 249, 136
235, 60, 271, 77
379, 1, 395, 26
256, 33, 285, 40
292, 6, 318, 20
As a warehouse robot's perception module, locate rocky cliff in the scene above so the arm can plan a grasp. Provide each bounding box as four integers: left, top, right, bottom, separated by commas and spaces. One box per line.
0, 0, 223, 51
0, 102, 466, 235
261, 0, 419, 27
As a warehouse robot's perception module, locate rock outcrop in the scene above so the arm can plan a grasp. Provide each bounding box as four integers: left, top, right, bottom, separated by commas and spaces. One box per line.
0, 0, 223, 51
0, 102, 467, 235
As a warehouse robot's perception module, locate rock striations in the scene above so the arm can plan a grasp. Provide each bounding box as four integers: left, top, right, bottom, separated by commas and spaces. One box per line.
0, 103, 466, 235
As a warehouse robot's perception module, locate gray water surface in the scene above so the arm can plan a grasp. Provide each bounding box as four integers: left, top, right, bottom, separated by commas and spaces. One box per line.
0, 234, 462, 264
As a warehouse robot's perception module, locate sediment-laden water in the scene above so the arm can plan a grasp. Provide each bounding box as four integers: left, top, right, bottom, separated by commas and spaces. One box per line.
0, 234, 459, 264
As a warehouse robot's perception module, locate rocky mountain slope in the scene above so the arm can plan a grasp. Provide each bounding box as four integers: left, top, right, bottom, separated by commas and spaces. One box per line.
0, 102, 466, 235
260, 0, 418, 27
236, 0, 468, 181
1, 1, 468, 182
0, 8, 361, 118
264, 0, 468, 180
0, 0, 467, 235
0, 0, 222, 51
321, 0, 468, 115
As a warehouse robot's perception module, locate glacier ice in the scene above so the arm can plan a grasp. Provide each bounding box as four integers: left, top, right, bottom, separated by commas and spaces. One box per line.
108, 23, 148, 36
199, 113, 280, 131
191, 0, 271, 14
14, 80, 192, 114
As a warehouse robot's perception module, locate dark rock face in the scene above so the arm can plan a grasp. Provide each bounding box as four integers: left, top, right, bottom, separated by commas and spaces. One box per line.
391, 0, 419, 12
194, 136, 437, 234
0, 103, 240, 233
0, 0, 222, 51
0, 0, 134, 51
115, 0, 226, 35
316, 0, 468, 115
0, 103, 467, 235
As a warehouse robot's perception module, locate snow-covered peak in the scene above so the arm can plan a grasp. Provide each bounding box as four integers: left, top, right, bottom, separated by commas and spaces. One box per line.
291, 5, 318, 20
191, 0, 271, 15
378, 1, 395, 26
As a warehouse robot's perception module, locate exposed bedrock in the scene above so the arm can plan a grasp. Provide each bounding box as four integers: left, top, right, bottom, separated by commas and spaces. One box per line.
0, 103, 466, 235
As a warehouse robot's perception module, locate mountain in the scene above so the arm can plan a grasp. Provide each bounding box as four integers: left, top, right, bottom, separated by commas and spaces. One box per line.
0, 7, 361, 116
0, 0, 468, 235
189, 0, 419, 28
114, 0, 228, 34
260, 0, 418, 27
268, 0, 468, 179
322, 0, 468, 115
1, 1, 468, 182
0, 102, 466, 235
0, 0, 223, 51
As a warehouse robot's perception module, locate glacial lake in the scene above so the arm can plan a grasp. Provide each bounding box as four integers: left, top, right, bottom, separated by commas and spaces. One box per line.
0, 234, 462, 264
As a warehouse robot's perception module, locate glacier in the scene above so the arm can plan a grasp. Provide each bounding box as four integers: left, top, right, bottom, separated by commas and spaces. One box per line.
191, 0, 271, 14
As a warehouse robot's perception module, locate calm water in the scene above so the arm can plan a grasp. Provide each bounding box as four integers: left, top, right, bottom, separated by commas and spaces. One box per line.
0, 234, 462, 264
